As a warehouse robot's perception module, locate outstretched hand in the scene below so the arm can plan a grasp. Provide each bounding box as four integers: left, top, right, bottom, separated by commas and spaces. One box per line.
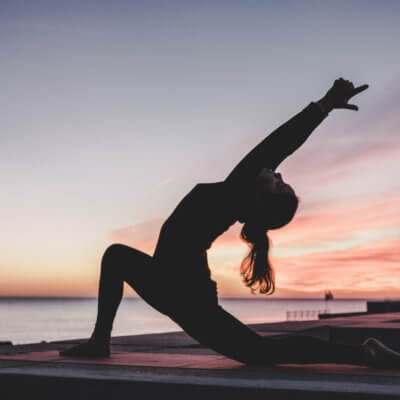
320, 78, 369, 112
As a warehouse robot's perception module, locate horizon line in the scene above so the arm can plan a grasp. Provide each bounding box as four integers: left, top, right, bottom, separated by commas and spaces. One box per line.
0, 295, 393, 301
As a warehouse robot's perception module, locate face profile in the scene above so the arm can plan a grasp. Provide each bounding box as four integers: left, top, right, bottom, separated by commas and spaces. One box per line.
240, 168, 298, 230
256, 168, 295, 197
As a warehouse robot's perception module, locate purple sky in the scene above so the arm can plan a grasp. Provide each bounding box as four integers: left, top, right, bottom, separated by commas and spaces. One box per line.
1, 0, 400, 297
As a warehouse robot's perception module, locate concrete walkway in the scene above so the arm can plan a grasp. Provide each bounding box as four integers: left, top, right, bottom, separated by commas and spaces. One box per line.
2, 312, 400, 399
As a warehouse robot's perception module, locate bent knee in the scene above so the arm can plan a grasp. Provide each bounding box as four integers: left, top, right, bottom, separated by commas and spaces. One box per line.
102, 243, 129, 263
102, 243, 152, 267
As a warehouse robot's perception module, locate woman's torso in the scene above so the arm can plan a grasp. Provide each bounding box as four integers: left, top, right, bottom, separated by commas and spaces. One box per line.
152, 181, 238, 300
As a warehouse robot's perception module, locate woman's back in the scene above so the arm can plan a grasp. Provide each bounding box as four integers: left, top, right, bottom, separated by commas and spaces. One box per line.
153, 182, 238, 257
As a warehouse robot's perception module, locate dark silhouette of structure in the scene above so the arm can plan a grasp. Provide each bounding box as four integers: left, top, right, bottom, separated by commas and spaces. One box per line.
325, 290, 334, 300
60, 79, 400, 368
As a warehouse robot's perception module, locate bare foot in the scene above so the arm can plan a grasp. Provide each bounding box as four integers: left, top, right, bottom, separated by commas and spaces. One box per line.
59, 339, 110, 358
362, 338, 400, 369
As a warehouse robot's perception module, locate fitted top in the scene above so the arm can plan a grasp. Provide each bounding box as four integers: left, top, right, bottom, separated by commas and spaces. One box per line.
152, 103, 327, 296
155, 182, 237, 254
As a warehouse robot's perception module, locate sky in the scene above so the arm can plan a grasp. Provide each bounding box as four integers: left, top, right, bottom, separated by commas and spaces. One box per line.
1, 0, 400, 298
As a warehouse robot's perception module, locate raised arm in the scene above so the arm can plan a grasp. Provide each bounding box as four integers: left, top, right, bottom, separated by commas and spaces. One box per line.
225, 78, 369, 186
225, 102, 326, 184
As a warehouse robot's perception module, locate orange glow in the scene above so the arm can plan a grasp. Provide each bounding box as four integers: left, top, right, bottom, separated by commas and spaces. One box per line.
102, 188, 400, 299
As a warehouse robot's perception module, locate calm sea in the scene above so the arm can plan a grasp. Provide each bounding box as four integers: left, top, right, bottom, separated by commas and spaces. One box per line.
0, 298, 367, 345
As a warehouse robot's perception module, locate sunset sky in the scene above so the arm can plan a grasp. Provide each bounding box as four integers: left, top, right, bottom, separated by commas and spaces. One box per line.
1, 0, 400, 298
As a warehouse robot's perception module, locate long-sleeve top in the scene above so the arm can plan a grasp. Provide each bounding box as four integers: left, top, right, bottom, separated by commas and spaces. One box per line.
225, 102, 327, 185
153, 102, 327, 300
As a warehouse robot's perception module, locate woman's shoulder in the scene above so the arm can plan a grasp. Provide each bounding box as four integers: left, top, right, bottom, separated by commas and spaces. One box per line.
194, 180, 235, 190
191, 181, 243, 212
194, 180, 245, 198
190, 181, 234, 197
194, 180, 223, 187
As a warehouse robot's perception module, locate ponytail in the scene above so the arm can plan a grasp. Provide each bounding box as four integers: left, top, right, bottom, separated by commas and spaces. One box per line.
240, 223, 275, 295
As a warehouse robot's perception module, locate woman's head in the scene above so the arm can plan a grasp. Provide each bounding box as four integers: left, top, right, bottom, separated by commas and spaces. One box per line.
243, 168, 298, 229
239, 168, 299, 294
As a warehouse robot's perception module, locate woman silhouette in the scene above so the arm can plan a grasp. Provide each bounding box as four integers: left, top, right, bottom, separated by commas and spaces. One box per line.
61, 78, 400, 368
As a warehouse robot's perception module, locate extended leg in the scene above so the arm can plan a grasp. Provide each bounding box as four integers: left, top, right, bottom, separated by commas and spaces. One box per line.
173, 304, 366, 366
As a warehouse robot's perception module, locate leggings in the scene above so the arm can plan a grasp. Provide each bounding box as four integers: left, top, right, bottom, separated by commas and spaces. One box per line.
92, 243, 365, 366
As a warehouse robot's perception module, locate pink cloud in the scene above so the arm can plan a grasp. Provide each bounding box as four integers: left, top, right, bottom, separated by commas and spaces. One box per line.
270, 190, 400, 247
273, 239, 400, 296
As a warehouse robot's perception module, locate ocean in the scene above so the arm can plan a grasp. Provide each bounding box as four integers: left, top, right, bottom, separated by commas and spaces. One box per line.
0, 297, 367, 345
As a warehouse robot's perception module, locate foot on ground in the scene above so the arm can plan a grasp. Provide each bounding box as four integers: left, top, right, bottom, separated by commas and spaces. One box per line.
363, 337, 400, 369
59, 340, 110, 358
